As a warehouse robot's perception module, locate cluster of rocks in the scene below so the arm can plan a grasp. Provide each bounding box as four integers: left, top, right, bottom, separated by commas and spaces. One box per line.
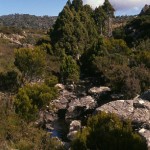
37, 83, 150, 149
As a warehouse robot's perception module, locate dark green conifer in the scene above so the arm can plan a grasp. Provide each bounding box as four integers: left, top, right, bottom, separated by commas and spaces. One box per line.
66, 0, 71, 7
72, 0, 83, 11
94, 6, 106, 35
102, 0, 115, 17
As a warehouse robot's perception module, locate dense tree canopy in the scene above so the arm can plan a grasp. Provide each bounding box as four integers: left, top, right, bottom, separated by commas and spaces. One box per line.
50, 0, 116, 57
72, 0, 83, 11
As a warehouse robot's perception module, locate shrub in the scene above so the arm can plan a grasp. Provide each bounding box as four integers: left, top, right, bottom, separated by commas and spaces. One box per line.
60, 55, 80, 84
0, 70, 21, 91
71, 112, 147, 150
14, 84, 58, 121
14, 47, 46, 83
45, 75, 58, 87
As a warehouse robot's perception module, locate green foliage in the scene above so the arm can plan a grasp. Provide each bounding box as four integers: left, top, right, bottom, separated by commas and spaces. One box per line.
135, 51, 150, 68
45, 55, 61, 75
102, 0, 115, 16
113, 26, 126, 39
71, 0, 83, 11
0, 26, 23, 35
125, 15, 150, 46
135, 39, 150, 51
36, 36, 53, 54
14, 47, 46, 82
81, 38, 130, 76
45, 75, 58, 87
71, 112, 147, 150
0, 92, 64, 150
0, 70, 21, 91
0, 38, 17, 72
94, 6, 106, 35
50, 1, 98, 56
104, 38, 131, 55
50, 0, 117, 57
60, 55, 80, 83
93, 58, 141, 98
66, 0, 71, 7
81, 37, 148, 98
14, 84, 58, 121
132, 65, 150, 92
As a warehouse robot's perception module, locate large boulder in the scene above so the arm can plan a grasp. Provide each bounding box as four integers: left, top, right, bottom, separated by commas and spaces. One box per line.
66, 96, 97, 119
67, 120, 81, 141
96, 97, 150, 149
88, 86, 111, 104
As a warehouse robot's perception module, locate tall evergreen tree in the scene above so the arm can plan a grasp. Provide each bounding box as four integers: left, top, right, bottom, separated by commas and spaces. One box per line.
50, 5, 74, 56
94, 6, 106, 35
66, 0, 71, 7
72, 0, 83, 11
102, 0, 115, 17
102, 0, 115, 37
50, 1, 98, 57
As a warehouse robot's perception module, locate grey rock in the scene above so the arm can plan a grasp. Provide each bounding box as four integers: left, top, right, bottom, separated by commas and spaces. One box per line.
66, 96, 96, 119
88, 86, 111, 95
80, 96, 96, 109
67, 120, 81, 141
139, 128, 150, 149
55, 83, 65, 90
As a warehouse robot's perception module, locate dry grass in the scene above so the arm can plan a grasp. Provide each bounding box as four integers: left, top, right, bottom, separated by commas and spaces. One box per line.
0, 38, 18, 72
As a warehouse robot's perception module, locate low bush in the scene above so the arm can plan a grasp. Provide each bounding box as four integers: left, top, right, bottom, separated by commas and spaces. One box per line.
14, 83, 58, 121
71, 112, 147, 150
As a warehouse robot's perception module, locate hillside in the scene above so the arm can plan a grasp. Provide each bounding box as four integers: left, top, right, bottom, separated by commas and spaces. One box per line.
0, 14, 57, 29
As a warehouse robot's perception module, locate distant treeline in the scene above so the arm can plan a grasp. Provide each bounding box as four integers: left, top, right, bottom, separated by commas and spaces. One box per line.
0, 14, 57, 29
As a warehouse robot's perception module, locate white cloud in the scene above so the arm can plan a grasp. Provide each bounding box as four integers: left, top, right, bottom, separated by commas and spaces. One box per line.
83, 0, 150, 15
83, 0, 104, 8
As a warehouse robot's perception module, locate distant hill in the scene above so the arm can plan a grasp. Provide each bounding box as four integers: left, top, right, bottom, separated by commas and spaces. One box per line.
0, 14, 57, 30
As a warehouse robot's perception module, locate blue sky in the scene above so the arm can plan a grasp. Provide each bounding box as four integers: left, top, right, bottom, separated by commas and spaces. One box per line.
0, 0, 66, 16
0, 0, 149, 16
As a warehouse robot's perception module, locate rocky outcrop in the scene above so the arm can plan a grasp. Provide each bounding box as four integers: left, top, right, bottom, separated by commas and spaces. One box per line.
96, 97, 150, 149
49, 89, 97, 120
38, 83, 150, 149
